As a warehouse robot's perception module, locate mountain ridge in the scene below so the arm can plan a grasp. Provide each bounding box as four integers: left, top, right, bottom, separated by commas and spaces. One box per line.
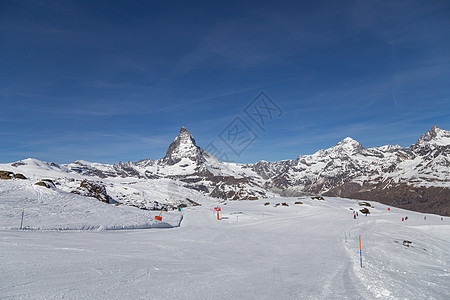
1, 126, 449, 215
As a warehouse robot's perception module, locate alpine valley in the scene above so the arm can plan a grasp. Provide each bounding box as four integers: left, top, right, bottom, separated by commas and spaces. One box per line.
1, 125, 449, 216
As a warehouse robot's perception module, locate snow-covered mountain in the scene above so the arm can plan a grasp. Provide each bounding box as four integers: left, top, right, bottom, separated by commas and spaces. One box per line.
251, 125, 450, 216
1, 126, 449, 215
0, 127, 268, 211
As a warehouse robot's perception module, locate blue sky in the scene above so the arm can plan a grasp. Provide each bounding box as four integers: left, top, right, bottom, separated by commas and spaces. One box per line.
1, 0, 449, 164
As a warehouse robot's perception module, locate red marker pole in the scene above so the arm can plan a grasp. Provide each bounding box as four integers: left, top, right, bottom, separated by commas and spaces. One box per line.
359, 236, 363, 268
214, 207, 221, 220
20, 208, 24, 229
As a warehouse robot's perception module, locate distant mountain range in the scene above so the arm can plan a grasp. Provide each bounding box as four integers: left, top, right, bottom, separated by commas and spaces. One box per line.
1, 126, 449, 216
252, 125, 450, 216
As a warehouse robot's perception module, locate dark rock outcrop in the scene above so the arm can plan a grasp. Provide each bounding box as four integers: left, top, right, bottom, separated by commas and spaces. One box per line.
71, 179, 113, 203
35, 179, 55, 188
14, 173, 27, 179
0, 171, 26, 180
0, 171, 14, 180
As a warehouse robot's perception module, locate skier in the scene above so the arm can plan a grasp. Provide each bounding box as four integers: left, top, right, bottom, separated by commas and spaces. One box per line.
354, 214, 356, 219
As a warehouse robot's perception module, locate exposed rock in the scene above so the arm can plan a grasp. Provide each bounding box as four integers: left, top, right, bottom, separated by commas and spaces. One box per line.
1, 170, 27, 180
185, 198, 201, 206
42, 179, 55, 186
0, 171, 14, 180
13, 173, 27, 179
162, 126, 204, 166
342, 182, 450, 216
35, 180, 55, 188
35, 182, 49, 188
71, 179, 113, 203
360, 208, 370, 214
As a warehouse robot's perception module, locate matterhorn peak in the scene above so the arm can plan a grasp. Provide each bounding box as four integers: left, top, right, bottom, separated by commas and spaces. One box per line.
179, 126, 189, 134
431, 125, 441, 131
176, 126, 196, 143
162, 126, 204, 165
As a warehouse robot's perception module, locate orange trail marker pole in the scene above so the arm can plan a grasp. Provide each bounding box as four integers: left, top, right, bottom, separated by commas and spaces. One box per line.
359, 236, 363, 268
20, 208, 24, 229
217, 212, 219, 220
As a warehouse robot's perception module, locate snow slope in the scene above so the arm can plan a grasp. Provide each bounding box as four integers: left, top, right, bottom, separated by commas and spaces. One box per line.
1, 195, 449, 299
0, 180, 182, 230
0, 158, 215, 211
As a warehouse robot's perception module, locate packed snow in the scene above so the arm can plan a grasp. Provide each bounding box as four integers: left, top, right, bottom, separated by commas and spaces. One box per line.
1, 183, 449, 299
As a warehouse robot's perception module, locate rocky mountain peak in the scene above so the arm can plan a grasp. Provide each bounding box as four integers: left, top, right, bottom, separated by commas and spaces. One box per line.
180, 126, 189, 134
162, 126, 204, 165
416, 125, 450, 147
176, 126, 196, 144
